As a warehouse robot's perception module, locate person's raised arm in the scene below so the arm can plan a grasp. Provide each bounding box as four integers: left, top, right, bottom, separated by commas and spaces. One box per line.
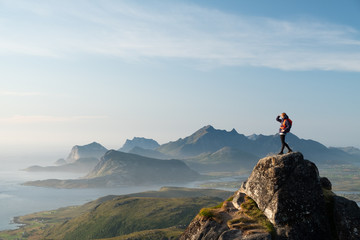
276, 115, 282, 123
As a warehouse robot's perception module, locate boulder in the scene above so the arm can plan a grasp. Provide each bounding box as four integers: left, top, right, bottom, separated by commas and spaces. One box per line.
320, 177, 332, 190
240, 152, 331, 239
181, 152, 360, 240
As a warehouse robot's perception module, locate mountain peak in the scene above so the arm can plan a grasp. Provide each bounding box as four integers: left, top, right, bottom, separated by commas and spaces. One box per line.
66, 142, 108, 163
181, 152, 360, 239
119, 137, 160, 152
230, 128, 238, 134
202, 125, 215, 131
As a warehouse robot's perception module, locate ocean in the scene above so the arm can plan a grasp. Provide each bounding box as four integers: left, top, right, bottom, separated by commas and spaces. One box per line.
0, 161, 163, 231
0, 158, 238, 231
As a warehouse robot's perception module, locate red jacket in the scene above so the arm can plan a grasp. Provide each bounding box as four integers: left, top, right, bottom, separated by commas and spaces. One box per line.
276, 115, 292, 133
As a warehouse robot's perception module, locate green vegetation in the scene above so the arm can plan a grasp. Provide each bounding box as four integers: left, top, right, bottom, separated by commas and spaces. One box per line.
98, 227, 183, 240
0, 187, 230, 240
240, 196, 275, 235
198, 200, 224, 219
226, 196, 234, 202
44, 196, 219, 240
199, 208, 216, 219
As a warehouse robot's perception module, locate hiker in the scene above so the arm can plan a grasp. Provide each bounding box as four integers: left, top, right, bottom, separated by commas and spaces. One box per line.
276, 113, 293, 155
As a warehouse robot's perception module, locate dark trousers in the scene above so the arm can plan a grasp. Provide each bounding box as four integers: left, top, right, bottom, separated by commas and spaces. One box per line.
280, 134, 291, 153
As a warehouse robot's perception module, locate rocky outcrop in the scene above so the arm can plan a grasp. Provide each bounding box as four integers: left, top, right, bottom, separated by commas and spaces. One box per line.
180, 152, 360, 240
66, 142, 108, 163
239, 152, 330, 239
119, 137, 160, 152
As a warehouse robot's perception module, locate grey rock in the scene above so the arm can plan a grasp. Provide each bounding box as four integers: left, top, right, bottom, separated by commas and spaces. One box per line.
240, 152, 331, 239
218, 230, 243, 240
333, 196, 360, 240
182, 152, 360, 240
320, 177, 332, 190
180, 217, 229, 240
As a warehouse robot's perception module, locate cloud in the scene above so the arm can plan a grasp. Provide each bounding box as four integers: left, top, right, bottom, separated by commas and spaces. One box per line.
0, 0, 360, 71
0, 115, 108, 124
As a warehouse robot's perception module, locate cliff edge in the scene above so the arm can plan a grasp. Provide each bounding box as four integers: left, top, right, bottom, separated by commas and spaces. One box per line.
180, 152, 360, 240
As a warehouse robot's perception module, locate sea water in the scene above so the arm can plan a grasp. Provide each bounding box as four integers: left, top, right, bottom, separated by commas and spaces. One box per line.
0, 159, 162, 231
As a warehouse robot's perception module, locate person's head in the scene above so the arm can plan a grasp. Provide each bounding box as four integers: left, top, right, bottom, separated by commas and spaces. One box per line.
281, 112, 286, 118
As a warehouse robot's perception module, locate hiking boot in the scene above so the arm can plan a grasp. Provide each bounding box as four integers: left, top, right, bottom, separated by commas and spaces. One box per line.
288, 149, 293, 153
278, 152, 284, 155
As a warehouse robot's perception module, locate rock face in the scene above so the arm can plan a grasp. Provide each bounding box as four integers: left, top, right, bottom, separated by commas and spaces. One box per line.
119, 137, 160, 152
66, 142, 108, 163
240, 152, 330, 239
180, 152, 360, 240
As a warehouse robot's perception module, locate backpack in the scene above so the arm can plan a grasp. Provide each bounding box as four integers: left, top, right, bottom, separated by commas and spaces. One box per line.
287, 118, 293, 130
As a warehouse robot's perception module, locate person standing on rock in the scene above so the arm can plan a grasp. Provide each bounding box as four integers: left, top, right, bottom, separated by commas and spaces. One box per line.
276, 113, 293, 155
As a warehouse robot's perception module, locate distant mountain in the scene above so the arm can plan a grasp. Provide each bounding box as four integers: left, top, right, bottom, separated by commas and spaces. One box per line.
66, 142, 108, 163
119, 137, 160, 152
54, 158, 66, 166
330, 146, 360, 157
157, 125, 251, 158
24, 142, 108, 173
24, 150, 201, 188
185, 147, 258, 172
246, 133, 357, 164
24, 158, 99, 173
157, 125, 358, 165
129, 146, 170, 159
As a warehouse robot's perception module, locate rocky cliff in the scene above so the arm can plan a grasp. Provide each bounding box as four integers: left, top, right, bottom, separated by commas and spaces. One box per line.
119, 137, 160, 152
180, 152, 360, 240
66, 142, 108, 163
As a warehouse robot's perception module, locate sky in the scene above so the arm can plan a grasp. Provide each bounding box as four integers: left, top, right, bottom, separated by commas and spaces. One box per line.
0, 0, 360, 158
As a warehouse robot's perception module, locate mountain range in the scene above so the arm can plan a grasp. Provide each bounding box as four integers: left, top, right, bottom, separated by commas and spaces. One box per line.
23, 125, 359, 187
24, 150, 201, 188
155, 125, 359, 165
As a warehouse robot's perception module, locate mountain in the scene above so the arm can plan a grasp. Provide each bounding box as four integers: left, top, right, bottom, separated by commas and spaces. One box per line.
129, 146, 170, 159
54, 158, 66, 166
24, 158, 99, 173
158, 125, 251, 158
24, 142, 107, 173
66, 142, 108, 163
158, 125, 358, 165
24, 150, 201, 188
119, 137, 160, 152
185, 147, 258, 172
181, 152, 360, 240
3, 187, 231, 240
331, 146, 360, 156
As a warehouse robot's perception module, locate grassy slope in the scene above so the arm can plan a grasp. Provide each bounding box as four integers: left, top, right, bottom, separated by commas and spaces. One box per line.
0, 187, 230, 240
44, 196, 221, 240
98, 227, 183, 240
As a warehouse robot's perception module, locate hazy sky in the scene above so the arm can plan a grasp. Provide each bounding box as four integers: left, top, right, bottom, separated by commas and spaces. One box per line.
1, 0, 360, 156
